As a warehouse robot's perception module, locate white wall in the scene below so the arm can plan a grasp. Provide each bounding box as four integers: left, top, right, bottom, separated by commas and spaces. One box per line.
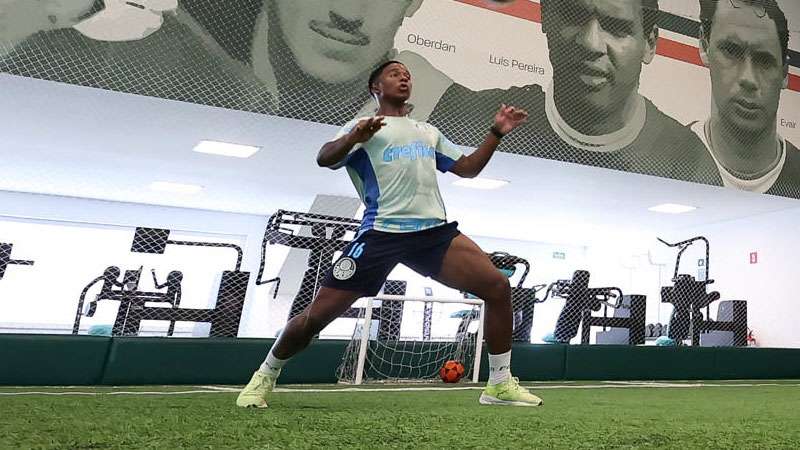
582, 214, 800, 349
5, 189, 799, 348
2, 189, 590, 341
584, 235, 669, 327
472, 235, 587, 343
659, 206, 800, 348
467, 207, 800, 348
0, 190, 278, 335
4, 190, 586, 341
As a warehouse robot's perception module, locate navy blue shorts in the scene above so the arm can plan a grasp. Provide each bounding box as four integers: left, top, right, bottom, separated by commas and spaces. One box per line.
321, 222, 461, 296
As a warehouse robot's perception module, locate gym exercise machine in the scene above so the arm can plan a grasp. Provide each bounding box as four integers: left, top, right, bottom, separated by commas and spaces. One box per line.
0, 242, 34, 281
547, 270, 646, 345
72, 227, 249, 337
257, 210, 362, 319
257, 210, 408, 336
658, 236, 747, 346
486, 252, 547, 342
73, 265, 183, 335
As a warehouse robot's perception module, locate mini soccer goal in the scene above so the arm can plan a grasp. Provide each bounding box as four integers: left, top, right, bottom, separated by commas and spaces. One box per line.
337, 295, 485, 384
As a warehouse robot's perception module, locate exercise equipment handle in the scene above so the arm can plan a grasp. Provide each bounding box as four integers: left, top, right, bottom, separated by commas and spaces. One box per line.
599, 287, 625, 309
543, 279, 571, 301
168, 240, 243, 272
530, 284, 548, 303
8, 259, 34, 266
658, 236, 710, 283
73, 276, 104, 334
488, 251, 531, 287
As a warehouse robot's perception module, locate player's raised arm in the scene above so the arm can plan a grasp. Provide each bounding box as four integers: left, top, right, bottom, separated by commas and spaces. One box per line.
317, 116, 386, 168
449, 104, 527, 178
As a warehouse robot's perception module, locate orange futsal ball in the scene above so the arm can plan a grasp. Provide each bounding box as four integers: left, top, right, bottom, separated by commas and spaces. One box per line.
439, 360, 465, 383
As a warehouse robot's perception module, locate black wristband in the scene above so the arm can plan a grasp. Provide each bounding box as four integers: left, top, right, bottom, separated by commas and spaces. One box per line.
490, 126, 505, 139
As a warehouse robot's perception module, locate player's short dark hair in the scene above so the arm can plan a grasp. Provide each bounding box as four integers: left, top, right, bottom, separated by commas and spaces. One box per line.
368, 60, 405, 95
540, 0, 660, 37
699, 0, 789, 62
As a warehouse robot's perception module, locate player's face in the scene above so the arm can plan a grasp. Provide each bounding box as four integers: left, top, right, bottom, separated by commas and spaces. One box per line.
374, 63, 412, 103
544, 0, 654, 115
704, 1, 786, 135
272, 0, 416, 84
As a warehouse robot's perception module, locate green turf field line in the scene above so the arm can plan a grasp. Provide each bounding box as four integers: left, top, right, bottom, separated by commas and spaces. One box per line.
269, 382, 800, 392
198, 385, 242, 392
3, 381, 799, 397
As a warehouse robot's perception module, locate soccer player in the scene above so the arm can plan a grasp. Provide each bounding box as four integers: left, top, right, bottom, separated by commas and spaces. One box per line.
237, 61, 543, 408
428, 0, 719, 185
690, 0, 800, 198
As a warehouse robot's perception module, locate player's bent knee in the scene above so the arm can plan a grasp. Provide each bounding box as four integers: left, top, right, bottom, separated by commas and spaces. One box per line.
478, 274, 511, 303
496, 277, 512, 300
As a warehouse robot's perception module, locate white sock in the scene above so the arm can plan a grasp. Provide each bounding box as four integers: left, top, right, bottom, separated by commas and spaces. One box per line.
258, 349, 288, 377
488, 350, 512, 385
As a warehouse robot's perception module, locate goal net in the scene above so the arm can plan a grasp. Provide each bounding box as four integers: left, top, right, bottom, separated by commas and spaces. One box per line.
337, 295, 484, 384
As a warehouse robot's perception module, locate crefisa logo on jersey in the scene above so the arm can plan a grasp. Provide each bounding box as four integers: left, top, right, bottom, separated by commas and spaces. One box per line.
383, 141, 435, 162
333, 257, 358, 280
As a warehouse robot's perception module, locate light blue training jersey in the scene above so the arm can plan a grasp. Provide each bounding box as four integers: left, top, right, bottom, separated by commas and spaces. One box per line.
332, 116, 464, 233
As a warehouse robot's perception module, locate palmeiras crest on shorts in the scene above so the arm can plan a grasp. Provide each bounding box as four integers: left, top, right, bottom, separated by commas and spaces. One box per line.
333, 257, 358, 280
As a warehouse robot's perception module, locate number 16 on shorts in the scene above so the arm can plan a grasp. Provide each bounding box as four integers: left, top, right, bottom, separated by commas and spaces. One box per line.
347, 242, 366, 259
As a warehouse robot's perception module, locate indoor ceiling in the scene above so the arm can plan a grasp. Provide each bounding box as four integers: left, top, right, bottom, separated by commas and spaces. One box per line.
1, 74, 798, 246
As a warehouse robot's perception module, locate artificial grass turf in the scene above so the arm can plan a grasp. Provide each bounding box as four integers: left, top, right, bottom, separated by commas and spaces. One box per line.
1, 384, 799, 449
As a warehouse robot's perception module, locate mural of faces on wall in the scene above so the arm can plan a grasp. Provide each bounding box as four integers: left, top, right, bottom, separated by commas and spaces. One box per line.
0, 0, 799, 198
0, 0, 96, 55
542, 0, 658, 135
268, 0, 421, 84
694, 0, 799, 197
705, 2, 786, 137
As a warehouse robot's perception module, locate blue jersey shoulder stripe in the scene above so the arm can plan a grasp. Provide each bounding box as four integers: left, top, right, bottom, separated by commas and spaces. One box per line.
347, 149, 380, 230
435, 153, 458, 173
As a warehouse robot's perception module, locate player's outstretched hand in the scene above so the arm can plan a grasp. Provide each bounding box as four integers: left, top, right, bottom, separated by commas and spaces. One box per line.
493, 104, 528, 135
348, 116, 386, 144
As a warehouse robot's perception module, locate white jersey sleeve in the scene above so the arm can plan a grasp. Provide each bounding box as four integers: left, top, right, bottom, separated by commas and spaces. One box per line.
330, 118, 363, 170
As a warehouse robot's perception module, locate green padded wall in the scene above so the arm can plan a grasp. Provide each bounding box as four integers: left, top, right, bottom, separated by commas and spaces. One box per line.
0, 334, 110, 385
100, 337, 349, 385
2, 335, 800, 386
478, 343, 567, 381
713, 347, 800, 379
565, 345, 718, 380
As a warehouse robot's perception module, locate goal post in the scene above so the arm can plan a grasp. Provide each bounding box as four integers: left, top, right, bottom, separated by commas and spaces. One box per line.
337, 294, 485, 385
